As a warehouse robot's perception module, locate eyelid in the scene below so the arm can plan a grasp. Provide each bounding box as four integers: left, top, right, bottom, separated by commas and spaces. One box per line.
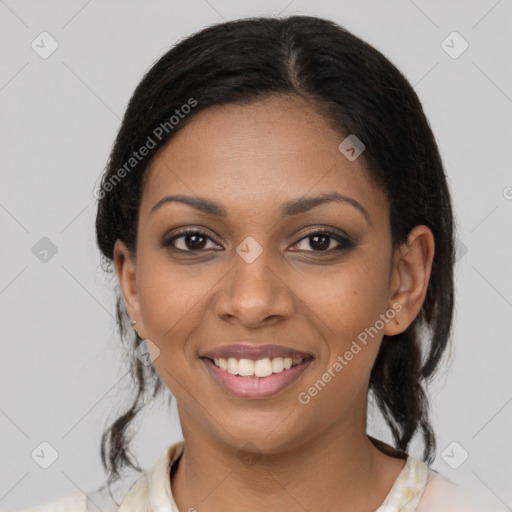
290, 227, 354, 253
296, 225, 352, 242
163, 227, 223, 249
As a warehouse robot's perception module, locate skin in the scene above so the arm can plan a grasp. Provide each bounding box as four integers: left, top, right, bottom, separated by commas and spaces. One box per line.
114, 94, 434, 512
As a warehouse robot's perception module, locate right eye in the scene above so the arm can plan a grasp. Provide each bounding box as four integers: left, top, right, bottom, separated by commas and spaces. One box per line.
162, 229, 222, 252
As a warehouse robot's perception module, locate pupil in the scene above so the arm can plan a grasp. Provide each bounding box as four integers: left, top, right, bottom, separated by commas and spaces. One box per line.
187, 234, 206, 249
310, 235, 329, 251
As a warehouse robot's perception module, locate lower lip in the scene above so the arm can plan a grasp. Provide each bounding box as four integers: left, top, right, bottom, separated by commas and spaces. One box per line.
201, 357, 313, 399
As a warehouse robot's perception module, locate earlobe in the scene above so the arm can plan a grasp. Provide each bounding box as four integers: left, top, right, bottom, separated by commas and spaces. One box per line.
383, 225, 435, 336
113, 239, 140, 322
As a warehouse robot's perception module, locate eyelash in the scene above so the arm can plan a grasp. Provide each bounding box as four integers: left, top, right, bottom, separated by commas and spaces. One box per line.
162, 227, 354, 255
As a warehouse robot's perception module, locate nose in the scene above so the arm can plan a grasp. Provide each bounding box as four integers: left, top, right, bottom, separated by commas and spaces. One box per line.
214, 247, 295, 328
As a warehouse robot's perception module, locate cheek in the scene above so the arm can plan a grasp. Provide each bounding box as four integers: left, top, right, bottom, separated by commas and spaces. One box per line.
304, 253, 391, 375
295, 265, 389, 420
135, 263, 208, 400
134, 258, 207, 373
308, 258, 390, 333
136, 242, 210, 334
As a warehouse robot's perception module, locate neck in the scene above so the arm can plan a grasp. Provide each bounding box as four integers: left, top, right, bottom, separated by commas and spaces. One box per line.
171, 416, 406, 512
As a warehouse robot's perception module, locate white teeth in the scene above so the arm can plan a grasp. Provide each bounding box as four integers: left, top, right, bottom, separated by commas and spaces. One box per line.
254, 358, 273, 377
211, 356, 306, 376
271, 357, 284, 373
238, 358, 255, 376
227, 357, 238, 375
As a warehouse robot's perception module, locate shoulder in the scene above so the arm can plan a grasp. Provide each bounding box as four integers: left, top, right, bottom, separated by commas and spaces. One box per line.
417, 469, 509, 512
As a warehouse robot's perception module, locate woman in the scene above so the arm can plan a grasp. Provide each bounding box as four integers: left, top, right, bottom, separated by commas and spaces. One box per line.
15, 14, 506, 512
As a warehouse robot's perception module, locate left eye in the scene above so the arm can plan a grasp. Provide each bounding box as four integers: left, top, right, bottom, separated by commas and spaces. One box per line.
290, 230, 352, 253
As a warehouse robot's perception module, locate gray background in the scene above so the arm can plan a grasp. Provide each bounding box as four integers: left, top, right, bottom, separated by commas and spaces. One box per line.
0, 0, 511, 510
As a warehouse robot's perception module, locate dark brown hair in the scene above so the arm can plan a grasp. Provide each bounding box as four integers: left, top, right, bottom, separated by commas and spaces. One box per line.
95, 14, 454, 501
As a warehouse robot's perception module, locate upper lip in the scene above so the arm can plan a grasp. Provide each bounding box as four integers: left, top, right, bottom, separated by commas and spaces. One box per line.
200, 344, 313, 361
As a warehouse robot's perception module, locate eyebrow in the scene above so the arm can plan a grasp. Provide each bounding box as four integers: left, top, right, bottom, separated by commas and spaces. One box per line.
149, 192, 370, 223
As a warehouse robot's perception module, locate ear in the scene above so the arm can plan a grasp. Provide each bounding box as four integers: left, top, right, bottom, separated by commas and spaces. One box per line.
113, 239, 143, 331
383, 225, 435, 336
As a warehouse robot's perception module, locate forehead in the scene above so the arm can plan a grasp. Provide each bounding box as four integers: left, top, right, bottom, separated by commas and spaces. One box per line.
141, 95, 388, 220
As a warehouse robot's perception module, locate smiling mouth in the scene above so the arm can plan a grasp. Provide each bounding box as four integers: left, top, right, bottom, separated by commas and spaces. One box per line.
201, 356, 312, 378
200, 355, 314, 399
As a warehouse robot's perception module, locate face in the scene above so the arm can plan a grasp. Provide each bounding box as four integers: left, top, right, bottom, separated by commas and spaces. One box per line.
114, 94, 431, 454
